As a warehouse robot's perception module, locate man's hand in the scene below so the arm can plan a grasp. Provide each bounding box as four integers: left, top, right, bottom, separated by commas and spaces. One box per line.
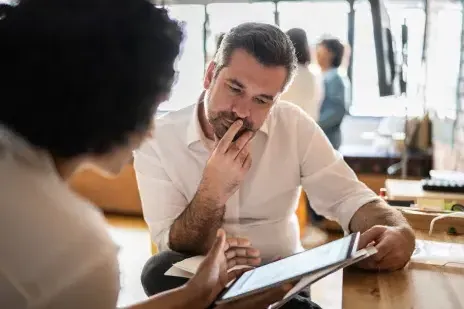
199, 120, 254, 205
168, 120, 254, 255
356, 225, 415, 271
225, 237, 262, 269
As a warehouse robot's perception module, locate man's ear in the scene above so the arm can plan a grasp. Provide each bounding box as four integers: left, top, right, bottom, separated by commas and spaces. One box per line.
204, 61, 216, 89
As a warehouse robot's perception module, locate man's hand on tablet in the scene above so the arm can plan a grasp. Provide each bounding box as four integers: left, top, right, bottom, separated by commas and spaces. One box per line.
356, 225, 415, 271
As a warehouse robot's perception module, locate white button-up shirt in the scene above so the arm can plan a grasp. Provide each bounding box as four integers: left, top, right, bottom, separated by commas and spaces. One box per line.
0, 127, 120, 309
134, 101, 380, 260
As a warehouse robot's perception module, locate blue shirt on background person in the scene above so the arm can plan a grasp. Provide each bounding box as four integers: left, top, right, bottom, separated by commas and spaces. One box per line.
316, 37, 351, 150
318, 68, 351, 150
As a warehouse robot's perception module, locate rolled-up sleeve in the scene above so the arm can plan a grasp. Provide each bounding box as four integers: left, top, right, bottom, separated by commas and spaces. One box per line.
133, 141, 188, 251
298, 112, 381, 232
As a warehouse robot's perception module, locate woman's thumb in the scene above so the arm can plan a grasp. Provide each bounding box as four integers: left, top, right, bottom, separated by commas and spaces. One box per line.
209, 228, 226, 257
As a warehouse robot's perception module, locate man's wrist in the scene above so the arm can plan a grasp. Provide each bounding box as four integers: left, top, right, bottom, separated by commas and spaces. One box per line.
195, 184, 227, 209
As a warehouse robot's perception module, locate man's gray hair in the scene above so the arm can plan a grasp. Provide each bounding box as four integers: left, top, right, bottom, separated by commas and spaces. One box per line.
214, 22, 297, 89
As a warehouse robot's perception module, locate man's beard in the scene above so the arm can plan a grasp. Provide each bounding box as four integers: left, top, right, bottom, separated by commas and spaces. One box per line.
208, 111, 255, 141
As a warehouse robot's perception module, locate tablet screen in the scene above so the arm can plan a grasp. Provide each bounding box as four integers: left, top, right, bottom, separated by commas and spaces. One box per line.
218, 233, 356, 302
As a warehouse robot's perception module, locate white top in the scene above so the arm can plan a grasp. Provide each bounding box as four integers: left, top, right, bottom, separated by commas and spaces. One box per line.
134, 101, 380, 260
280, 64, 324, 121
0, 127, 120, 309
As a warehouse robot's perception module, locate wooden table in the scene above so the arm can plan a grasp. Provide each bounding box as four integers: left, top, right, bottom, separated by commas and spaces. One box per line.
342, 230, 464, 309
385, 179, 464, 205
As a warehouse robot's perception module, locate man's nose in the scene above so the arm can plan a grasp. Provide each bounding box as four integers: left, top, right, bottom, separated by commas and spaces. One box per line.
231, 100, 251, 119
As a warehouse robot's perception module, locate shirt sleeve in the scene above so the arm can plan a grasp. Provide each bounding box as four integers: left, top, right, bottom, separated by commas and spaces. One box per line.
134, 140, 188, 251
298, 111, 381, 232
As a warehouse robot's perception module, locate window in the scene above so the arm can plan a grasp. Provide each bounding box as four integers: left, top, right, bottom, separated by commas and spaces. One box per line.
278, 1, 349, 46
425, 3, 462, 119
158, 5, 205, 112
207, 2, 275, 60
159, 1, 461, 119
350, 1, 426, 117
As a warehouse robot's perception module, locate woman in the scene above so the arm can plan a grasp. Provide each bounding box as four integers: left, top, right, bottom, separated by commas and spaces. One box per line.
281, 28, 324, 121
0, 1, 288, 308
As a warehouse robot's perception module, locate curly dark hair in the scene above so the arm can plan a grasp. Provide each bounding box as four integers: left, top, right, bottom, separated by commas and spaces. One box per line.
0, 0, 183, 158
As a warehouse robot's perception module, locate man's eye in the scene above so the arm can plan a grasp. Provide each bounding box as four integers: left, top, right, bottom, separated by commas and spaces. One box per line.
255, 98, 267, 104
228, 85, 241, 93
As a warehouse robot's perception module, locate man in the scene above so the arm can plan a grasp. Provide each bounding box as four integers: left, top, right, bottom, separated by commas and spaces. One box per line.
134, 22, 415, 308
316, 37, 351, 150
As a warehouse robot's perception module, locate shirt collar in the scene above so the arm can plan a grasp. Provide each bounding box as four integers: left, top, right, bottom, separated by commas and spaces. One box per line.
185, 93, 269, 149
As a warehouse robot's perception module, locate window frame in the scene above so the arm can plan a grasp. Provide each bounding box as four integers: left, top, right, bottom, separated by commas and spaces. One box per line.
157, 0, 440, 118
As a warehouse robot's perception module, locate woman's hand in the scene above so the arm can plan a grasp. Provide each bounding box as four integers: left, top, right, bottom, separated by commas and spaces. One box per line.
185, 229, 249, 308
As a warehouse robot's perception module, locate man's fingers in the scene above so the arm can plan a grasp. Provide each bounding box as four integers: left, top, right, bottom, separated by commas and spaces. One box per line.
232, 131, 253, 155
373, 238, 394, 262
242, 153, 252, 169
225, 247, 260, 259
226, 237, 252, 249
228, 257, 261, 269
236, 147, 249, 164
216, 120, 243, 153
225, 244, 261, 268
358, 226, 386, 249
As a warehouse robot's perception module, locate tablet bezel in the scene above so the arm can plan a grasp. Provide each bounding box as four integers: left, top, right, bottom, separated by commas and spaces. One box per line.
215, 232, 360, 305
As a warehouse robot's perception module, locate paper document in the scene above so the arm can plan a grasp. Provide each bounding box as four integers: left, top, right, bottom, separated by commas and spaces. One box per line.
165, 255, 251, 279
412, 240, 464, 266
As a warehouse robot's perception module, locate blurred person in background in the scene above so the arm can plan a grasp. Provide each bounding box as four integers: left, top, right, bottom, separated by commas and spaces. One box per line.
316, 37, 351, 150
281, 28, 324, 121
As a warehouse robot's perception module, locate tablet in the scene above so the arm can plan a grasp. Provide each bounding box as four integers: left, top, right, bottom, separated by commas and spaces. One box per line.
215, 232, 360, 305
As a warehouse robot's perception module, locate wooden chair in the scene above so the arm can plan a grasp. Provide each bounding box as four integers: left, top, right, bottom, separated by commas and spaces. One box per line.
69, 162, 143, 215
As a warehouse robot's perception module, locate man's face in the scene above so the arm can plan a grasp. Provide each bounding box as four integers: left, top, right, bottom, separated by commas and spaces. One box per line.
203, 49, 287, 140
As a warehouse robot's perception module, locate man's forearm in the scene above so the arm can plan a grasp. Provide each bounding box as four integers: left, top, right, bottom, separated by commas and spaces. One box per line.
349, 200, 414, 236
169, 191, 225, 255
